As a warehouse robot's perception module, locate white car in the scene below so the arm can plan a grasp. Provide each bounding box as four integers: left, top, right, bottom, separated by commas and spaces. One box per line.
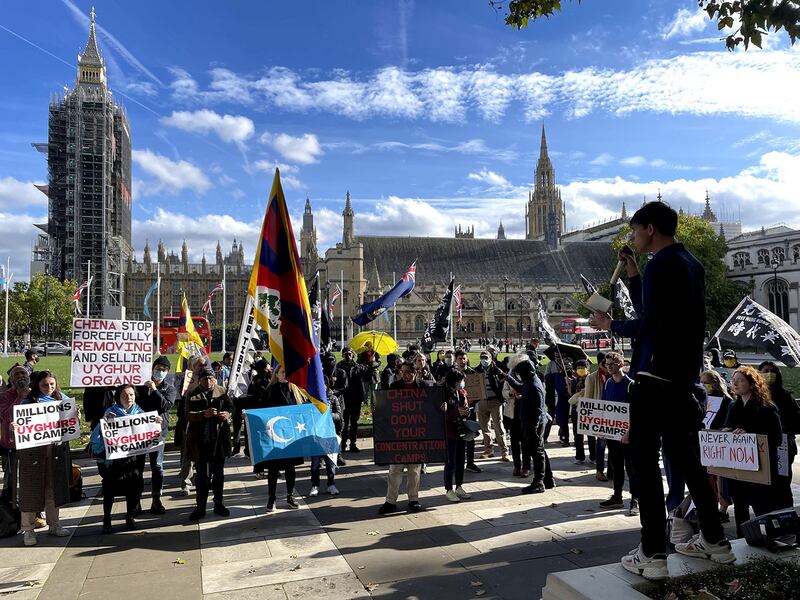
30, 342, 71, 356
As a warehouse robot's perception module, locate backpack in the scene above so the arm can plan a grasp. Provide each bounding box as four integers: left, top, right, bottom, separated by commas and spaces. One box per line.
0, 500, 20, 538
68, 463, 84, 503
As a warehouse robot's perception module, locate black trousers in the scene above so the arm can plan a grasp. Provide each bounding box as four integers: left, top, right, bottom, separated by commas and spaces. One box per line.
268, 466, 296, 499
195, 457, 225, 507
504, 416, 530, 470
342, 400, 361, 445
522, 418, 552, 485
607, 440, 637, 499
630, 375, 724, 556
466, 406, 477, 466
730, 479, 776, 538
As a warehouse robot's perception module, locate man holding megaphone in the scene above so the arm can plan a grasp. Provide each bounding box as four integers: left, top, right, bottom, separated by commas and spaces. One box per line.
590, 202, 733, 580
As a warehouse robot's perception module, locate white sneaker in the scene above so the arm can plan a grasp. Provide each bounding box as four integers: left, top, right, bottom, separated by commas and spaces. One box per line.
327, 485, 340, 496
445, 489, 460, 502
23, 531, 37, 546
620, 544, 668, 580
675, 533, 735, 564
308, 486, 319, 497
454, 486, 471, 499
48, 525, 70, 537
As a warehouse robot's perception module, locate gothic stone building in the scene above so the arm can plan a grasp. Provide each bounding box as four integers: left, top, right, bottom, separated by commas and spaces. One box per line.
303, 127, 618, 344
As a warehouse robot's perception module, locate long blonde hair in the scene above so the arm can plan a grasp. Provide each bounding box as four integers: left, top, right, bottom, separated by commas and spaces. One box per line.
268, 366, 305, 405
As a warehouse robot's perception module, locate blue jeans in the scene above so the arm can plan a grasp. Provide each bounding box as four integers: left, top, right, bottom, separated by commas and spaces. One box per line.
311, 455, 336, 487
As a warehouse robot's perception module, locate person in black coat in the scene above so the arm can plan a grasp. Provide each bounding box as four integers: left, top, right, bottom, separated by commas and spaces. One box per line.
337, 349, 371, 452
308, 377, 343, 497
726, 367, 784, 538
257, 366, 305, 511
757, 361, 799, 510
136, 356, 177, 514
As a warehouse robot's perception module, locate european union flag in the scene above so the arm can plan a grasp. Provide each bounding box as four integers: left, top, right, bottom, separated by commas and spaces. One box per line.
352, 261, 416, 326
244, 404, 339, 463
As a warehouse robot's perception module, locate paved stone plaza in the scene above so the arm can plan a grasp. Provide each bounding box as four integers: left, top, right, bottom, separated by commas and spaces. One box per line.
1, 440, 796, 600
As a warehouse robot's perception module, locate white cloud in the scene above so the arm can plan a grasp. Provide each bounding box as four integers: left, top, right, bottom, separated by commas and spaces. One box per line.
661, 7, 710, 40
132, 149, 211, 196
260, 132, 323, 164
161, 109, 254, 145
620, 155, 646, 167
370, 138, 518, 161
246, 160, 304, 189
168, 49, 800, 124
590, 152, 614, 166
467, 168, 512, 189
0, 212, 47, 281
0, 177, 48, 210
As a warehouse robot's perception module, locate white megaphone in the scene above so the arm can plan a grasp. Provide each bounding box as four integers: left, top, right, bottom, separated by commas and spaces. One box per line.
583, 247, 632, 314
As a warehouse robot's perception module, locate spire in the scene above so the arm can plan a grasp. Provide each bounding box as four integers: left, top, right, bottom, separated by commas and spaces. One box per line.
702, 190, 717, 222
497, 221, 506, 240
304, 196, 312, 213
344, 191, 353, 214
621, 201, 627, 220
143, 240, 151, 266
656, 188, 663, 203
80, 7, 103, 66
157, 240, 166, 263
342, 191, 355, 247
718, 222, 726, 241
540, 124, 548, 158
216, 240, 223, 265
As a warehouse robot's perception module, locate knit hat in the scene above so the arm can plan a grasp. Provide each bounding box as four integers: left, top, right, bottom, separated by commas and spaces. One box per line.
153, 356, 171, 369
199, 366, 216, 378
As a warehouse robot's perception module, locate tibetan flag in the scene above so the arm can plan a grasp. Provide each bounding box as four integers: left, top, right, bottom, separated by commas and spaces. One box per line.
248, 168, 327, 411
244, 404, 338, 464
352, 261, 416, 326
143, 281, 158, 319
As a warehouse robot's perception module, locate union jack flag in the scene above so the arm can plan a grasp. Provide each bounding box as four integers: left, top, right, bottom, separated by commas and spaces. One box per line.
453, 285, 462, 323
202, 281, 224, 314
71, 277, 93, 313
329, 285, 342, 316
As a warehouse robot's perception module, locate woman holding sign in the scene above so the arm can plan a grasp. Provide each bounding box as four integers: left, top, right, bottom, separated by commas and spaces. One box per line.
725, 367, 783, 538
16, 371, 73, 547
92, 384, 160, 533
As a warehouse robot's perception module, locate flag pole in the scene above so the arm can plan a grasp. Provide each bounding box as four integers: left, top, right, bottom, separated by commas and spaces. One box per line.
392, 270, 397, 341
222, 262, 227, 354
449, 273, 454, 349
156, 262, 161, 355
85, 259, 91, 318
3, 256, 9, 357
340, 269, 344, 351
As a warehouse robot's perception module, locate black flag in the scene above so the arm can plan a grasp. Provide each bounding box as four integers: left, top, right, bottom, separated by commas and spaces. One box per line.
713, 296, 800, 367
422, 278, 454, 349
308, 273, 331, 352
536, 294, 561, 345
580, 274, 598, 297
615, 279, 636, 319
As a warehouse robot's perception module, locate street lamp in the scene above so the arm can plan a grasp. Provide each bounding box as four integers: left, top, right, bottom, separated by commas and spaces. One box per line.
519, 293, 524, 346
43, 263, 50, 357
503, 276, 509, 348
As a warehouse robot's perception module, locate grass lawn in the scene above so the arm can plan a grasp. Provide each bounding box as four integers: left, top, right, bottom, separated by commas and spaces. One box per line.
3, 351, 797, 451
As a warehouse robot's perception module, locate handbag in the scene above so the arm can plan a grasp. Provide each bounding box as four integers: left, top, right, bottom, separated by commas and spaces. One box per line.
455, 418, 481, 442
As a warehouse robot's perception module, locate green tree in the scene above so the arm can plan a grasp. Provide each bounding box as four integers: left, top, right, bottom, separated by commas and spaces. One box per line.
0, 274, 77, 341
491, 1, 800, 50
610, 214, 748, 329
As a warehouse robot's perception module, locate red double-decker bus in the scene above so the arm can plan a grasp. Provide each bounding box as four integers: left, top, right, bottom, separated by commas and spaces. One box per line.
560, 317, 611, 350
158, 316, 212, 355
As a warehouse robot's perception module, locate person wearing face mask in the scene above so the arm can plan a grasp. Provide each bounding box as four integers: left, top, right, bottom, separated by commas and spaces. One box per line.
136, 356, 177, 515
718, 350, 740, 390
434, 350, 455, 382
336, 349, 371, 453
569, 360, 594, 464
412, 353, 436, 386
699, 370, 734, 522
0, 365, 31, 503
757, 360, 800, 510
583, 352, 608, 480
432, 350, 446, 374
724, 367, 783, 538
442, 369, 471, 502
380, 354, 400, 389
475, 351, 508, 460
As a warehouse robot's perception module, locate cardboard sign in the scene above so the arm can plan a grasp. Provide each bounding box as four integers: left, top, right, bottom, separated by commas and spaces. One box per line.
777, 434, 789, 477
71, 318, 154, 387
576, 399, 630, 441
13, 399, 80, 449
100, 411, 163, 459
699, 430, 759, 471
707, 433, 771, 485
703, 395, 724, 430
373, 387, 446, 464
464, 372, 487, 403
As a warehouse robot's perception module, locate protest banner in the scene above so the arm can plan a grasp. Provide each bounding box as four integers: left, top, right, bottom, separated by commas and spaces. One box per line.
13, 399, 80, 449
777, 434, 789, 477
706, 432, 771, 485
244, 404, 339, 464
100, 411, 162, 460
464, 372, 487, 403
576, 399, 630, 441
70, 318, 153, 387
373, 387, 446, 464
699, 430, 760, 471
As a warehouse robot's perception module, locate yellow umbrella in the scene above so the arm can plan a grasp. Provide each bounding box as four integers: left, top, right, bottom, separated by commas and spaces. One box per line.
349, 331, 399, 356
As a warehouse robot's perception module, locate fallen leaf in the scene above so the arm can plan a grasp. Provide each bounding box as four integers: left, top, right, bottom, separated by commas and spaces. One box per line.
289, 554, 297, 559
664, 593, 679, 600
570, 548, 583, 555
470, 581, 483, 587
551, 536, 559, 542
289, 564, 303, 572
172, 558, 186, 565
365, 583, 379, 592
366, 530, 380, 536
24, 581, 39, 588
475, 590, 486, 597
550, 503, 558, 508
727, 579, 741, 594
357, 566, 366, 570
565, 529, 577, 534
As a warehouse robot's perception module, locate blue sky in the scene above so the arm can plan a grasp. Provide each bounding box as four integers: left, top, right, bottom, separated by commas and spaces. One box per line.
1, 0, 799, 278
